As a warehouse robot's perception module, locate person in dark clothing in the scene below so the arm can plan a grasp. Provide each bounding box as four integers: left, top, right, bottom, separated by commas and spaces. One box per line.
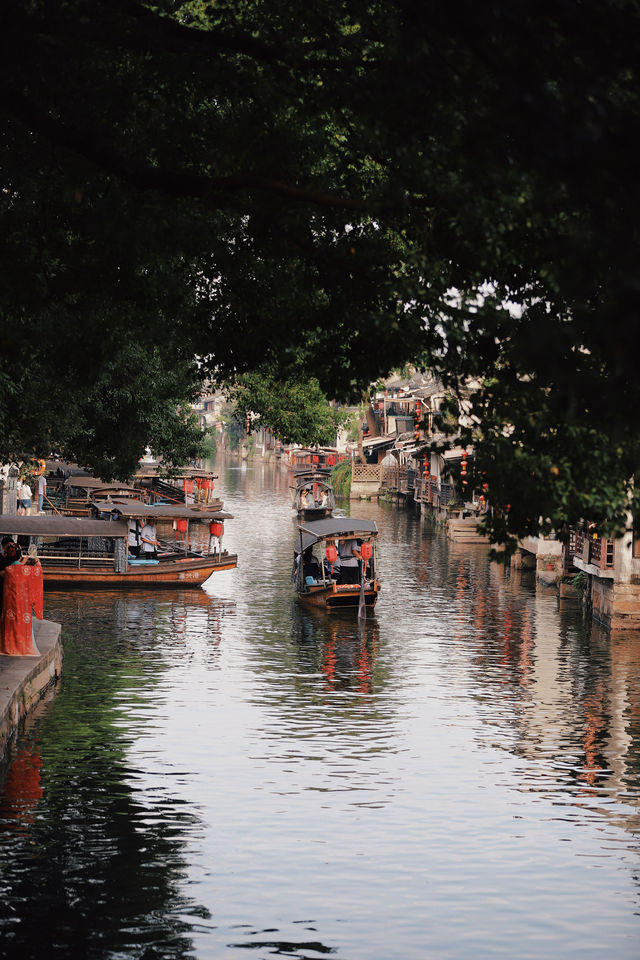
303, 549, 321, 580
337, 538, 362, 584
0, 539, 22, 614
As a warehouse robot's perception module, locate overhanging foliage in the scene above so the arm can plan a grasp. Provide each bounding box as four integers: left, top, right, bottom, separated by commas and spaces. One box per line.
2, 1, 640, 537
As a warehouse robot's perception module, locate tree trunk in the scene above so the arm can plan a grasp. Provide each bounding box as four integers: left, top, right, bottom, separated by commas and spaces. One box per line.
357, 420, 366, 464
365, 402, 380, 438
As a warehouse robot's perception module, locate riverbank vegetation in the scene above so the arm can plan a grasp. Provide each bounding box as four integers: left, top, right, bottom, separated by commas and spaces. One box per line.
331, 460, 352, 500
3, 1, 640, 546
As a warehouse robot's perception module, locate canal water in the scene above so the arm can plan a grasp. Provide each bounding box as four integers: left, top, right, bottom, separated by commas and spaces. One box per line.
1, 462, 639, 960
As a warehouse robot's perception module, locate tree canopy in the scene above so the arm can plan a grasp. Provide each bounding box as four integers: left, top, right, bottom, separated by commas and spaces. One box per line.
227, 368, 345, 448
3, 0, 640, 542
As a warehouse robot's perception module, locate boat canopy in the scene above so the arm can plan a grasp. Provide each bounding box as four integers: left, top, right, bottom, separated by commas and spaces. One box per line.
134, 466, 218, 479
63, 475, 126, 489
63, 476, 141, 497
295, 517, 378, 553
91, 499, 234, 521
0, 516, 128, 538
294, 479, 333, 493
294, 468, 332, 482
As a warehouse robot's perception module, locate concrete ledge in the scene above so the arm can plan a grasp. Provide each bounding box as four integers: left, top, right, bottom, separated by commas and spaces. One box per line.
446, 517, 490, 543
573, 556, 615, 579
0, 619, 63, 758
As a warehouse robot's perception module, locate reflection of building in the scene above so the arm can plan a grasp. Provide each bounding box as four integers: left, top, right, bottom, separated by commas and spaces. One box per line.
452, 553, 640, 840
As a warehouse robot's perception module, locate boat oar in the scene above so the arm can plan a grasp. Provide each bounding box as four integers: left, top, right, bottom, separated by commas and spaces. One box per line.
358, 560, 366, 621
44, 494, 63, 516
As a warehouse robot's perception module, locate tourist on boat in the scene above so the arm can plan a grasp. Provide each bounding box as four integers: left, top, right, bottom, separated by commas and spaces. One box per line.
337, 538, 362, 584
140, 520, 160, 560
320, 490, 329, 508
128, 518, 142, 558
302, 548, 321, 582
300, 488, 313, 508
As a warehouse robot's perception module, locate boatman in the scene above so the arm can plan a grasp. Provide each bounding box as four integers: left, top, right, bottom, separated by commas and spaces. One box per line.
128, 518, 142, 558
140, 519, 159, 561
337, 538, 362, 584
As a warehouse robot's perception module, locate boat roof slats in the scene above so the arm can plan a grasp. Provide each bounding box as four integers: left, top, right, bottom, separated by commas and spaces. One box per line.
295, 517, 378, 552
0, 517, 129, 537
91, 499, 233, 520
63, 476, 131, 489
294, 468, 332, 478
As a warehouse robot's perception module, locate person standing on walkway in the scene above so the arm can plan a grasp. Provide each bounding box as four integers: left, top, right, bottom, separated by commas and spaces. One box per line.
19, 479, 32, 515
37, 473, 47, 513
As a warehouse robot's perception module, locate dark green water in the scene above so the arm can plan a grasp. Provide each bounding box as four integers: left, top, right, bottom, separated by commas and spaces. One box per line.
1, 461, 639, 959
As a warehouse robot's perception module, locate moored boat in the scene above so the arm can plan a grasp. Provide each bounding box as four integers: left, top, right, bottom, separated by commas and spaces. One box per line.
293, 517, 380, 611
0, 511, 237, 589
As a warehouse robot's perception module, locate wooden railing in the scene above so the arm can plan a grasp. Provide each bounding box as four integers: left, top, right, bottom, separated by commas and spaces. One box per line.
572, 529, 615, 570
351, 463, 381, 483
413, 476, 446, 506
381, 464, 408, 490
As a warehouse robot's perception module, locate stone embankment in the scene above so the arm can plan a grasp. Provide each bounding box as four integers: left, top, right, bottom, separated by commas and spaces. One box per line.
0, 620, 63, 758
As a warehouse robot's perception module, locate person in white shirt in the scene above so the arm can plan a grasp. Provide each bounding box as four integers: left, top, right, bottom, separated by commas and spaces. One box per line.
19, 480, 32, 515
140, 520, 159, 560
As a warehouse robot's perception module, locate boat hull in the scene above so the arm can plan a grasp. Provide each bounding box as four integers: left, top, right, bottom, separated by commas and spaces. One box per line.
39, 554, 238, 588
296, 581, 379, 610
297, 507, 333, 521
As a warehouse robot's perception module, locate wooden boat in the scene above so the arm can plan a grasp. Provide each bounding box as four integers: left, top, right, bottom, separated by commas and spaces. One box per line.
133, 465, 220, 508
55, 476, 143, 515
293, 517, 380, 611
0, 510, 237, 589
53, 470, 223, 515
292, 468, 335, 520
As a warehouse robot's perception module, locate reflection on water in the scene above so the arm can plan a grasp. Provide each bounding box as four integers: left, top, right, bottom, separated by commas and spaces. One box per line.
1, 460, 639, 959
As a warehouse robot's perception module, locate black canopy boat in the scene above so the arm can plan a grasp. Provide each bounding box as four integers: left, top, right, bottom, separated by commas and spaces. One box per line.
293, 517, 380, 611
292, 468, 335, 521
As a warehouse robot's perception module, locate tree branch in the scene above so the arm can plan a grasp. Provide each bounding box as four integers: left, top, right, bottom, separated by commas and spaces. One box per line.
5, 90, 364, 213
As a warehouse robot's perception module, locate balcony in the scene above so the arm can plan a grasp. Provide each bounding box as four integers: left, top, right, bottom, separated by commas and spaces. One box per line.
573, 530, 615, 573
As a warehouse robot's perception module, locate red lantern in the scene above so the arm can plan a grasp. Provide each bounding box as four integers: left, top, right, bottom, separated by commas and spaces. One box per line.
325, 544, 337, 565
176, 518, 188, 533
209, 521, 224, 537
360, 542, 373, 561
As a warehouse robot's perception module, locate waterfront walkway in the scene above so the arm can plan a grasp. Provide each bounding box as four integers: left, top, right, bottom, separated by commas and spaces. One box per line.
0, 619, 63, 757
